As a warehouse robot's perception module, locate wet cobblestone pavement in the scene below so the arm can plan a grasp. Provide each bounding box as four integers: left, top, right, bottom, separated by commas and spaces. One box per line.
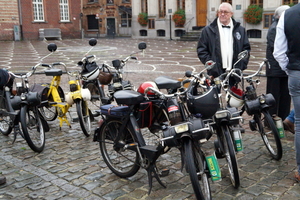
0, 38, 299, 199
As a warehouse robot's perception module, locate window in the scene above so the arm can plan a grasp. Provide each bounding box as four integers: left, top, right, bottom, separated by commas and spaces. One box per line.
250, 0, 263, 7
148, 19, 155, 29
140, 30, 147, 36
158, 0, 166, 18
107, 0, 114, 4
177, 0, 185, 10
247, 29, 261, 38
157, 29, 165, 36
121, 12, 131, 27
221, 0, 232, 4
87, 15, 99, 29
60, 0, 69, 22
283, 0, 298, 5
141, 0, 148, 13
264, 13, 274, 28
33, 0, 44, 22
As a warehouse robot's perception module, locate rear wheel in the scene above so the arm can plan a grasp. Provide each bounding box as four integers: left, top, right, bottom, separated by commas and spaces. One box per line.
20, 105, 45, 153
76, 99, 91, 137
99, 118, 140, 178
254, 110, 282, 160
0, 96, 13, 136
184, 138, 211, 200
84, 82, 102, 115
221, 125, 240, 188
39, 105, 57, 121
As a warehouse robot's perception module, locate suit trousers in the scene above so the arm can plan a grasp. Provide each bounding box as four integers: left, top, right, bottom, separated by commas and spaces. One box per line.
266, 76, 291, 119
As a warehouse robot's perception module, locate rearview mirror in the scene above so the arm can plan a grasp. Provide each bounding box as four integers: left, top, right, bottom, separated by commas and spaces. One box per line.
89, 38, 97, 46
185, 71, 192, 78
47, 43, 57, 52
138, 42, 147, 50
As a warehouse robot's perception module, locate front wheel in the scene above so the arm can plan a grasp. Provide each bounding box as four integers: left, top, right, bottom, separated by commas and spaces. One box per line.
0, 95, 13, 136
254, 110, 282, 160
76, 99, 91, 137
183, 138, 211, 200
221, 125, 240, 188
20, 105, 45, 153
99, 118, 140, 178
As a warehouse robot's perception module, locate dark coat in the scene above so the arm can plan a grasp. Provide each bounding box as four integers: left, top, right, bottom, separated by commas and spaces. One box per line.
197, 18, 251, 78
0, 69, 9, 88
266, 19, 287, 77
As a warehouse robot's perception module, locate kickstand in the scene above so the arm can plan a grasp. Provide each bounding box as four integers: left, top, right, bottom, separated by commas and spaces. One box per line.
12, 125, 22, 144
146, 164, 166, 195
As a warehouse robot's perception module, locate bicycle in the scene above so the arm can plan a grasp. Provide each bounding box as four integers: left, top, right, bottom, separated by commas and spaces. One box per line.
220, 58, 282, 160
37, 43, 92, 137
94, 62, 217, 199
0, 68, 48, 153
80, 38, 147, 111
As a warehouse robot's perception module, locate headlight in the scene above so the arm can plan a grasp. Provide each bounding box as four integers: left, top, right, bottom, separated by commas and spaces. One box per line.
215, 110, 230, 119
174, 123, 189, 133
259, 96, 266, 104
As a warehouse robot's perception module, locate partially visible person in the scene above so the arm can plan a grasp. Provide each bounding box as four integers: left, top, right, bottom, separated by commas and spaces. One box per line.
197, 2, 250, 81
273, 3, 300, 182
283, 109, 295, 134
266, 5, 291, 120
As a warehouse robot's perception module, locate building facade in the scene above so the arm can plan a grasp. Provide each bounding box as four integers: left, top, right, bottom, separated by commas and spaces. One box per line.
20, 0, 82, 40
131, 0, 299, 42
82, 0, 132, 38
0, 0, 299, 41
0, 0, 19, 40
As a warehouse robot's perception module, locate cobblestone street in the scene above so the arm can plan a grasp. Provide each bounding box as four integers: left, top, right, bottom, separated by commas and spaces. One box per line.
0, 38, 299, 200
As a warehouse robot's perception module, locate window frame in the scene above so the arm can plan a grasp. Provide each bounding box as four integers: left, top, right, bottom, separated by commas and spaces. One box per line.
282, 0, 298, 5
263, 13, 274, 29
158, 0, 166, 18
59, 0, 70, 22
177, 0, 185, 10
148, 19, 155, 29
221, 0, 232, 4
250, 0, 263, 7
141, 0, 148, 13
33, 0, 44, 22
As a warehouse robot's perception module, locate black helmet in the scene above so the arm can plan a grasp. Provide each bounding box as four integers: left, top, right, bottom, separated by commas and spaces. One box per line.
187, 86, 219, 119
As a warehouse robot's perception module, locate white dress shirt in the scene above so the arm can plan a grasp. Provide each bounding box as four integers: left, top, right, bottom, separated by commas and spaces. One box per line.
273, 11, 289, 72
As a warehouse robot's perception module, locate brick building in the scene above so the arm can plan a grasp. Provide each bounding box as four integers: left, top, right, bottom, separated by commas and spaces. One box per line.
19, 0, 82, 40
0, 0, 19, 40
82, 0, 132, 38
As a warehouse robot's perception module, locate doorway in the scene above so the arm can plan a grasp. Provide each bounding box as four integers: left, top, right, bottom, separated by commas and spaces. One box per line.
107, 18, 116, 37
196, 0, 207, 27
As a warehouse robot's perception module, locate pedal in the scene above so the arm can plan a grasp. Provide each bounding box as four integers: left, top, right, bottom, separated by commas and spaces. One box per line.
160, 168, 170, 177
125, 142, 138, 150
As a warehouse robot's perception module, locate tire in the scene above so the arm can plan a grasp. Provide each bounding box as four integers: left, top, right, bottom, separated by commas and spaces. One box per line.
76, 99, 91, 137
20, 105, 45, 153
0, 95, 13, 136
184, 138, 211, 200
99, 118, 140, 178
84, 82, 102, 115
254, 110, 282, 160
221, 125, 240, 188
39, 105, 58, 121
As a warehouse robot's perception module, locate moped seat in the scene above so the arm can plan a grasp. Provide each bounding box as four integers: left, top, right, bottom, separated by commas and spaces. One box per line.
44, 69, 63, 76
114, 90, 144, 105
155, 76, 181, 90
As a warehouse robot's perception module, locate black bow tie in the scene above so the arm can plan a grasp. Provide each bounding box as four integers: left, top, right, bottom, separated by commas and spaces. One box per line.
222, 25, 230, 28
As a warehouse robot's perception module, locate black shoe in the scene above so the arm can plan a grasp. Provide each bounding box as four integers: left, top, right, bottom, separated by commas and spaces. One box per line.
0, 176, 6, 185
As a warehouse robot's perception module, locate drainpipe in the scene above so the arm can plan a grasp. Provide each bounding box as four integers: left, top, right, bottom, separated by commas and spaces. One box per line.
17, 0, 23, 40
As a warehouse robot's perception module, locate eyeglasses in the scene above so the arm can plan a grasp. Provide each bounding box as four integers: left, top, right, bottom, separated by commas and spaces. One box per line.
218, 11, 231, 15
